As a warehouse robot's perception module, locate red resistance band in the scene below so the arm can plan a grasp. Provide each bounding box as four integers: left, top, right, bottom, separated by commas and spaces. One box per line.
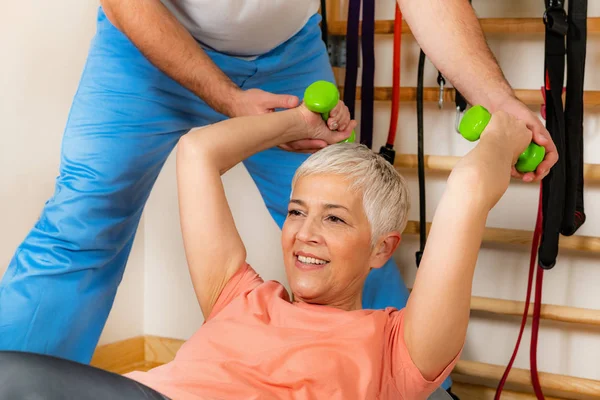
378, 3, 401, 165
388, 3, 402, 146
495, 185, 545, 399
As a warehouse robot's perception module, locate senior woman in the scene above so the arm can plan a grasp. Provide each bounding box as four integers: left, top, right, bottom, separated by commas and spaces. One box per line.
0, 99, 531, 400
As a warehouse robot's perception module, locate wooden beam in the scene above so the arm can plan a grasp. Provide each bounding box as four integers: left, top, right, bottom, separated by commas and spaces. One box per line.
451, 382, 565, 400
325, 0, 340, 23
393, 154, 600, 183
145, 335, 184, 365
395, 153, 462, 172
339, 86, 600, 106
90, 336, 146, 374
454, 360, 600, 399
329, 17, 600, 36
403, 221, 600, 254
406, 288, 600, 328
470, 296, 600, 326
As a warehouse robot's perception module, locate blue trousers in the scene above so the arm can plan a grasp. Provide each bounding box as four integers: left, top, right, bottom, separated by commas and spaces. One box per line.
0, 7, 449, 390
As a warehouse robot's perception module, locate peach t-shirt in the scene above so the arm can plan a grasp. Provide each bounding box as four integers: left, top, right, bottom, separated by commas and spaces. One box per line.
126, 264, 459, 399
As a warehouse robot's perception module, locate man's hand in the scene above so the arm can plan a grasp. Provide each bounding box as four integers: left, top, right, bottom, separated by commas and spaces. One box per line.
227, 88, 346, 154
492, 96, 558, 183
226, 88, 299, 117
396, 0, 558, 182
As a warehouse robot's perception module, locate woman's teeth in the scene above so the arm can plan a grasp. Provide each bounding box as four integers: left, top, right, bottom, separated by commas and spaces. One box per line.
297, 255, 328, 265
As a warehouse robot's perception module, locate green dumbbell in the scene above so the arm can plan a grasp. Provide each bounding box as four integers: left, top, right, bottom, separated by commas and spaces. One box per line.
303, 80, 356, 143
458, 105, 545, 173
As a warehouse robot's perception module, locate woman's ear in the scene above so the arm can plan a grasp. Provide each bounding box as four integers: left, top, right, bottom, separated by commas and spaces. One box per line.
370, 232, 402, 269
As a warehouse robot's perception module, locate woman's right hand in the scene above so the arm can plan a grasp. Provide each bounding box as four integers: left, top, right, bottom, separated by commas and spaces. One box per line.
480, 110, 532, 165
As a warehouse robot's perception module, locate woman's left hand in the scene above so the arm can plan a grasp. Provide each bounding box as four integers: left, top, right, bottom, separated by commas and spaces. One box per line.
492, 96, 558, 182
297, 100, 357, 145
279, 101, 356, 153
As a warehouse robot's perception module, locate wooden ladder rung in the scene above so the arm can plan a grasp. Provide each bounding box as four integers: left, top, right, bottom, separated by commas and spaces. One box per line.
403, 221, 600, 254
394, 154, 600, 183
451, 382, 565, 400
453, 360, 600, 399
339, 86, 600, 107
328, 17, 600, 36
470, 295, 600, 326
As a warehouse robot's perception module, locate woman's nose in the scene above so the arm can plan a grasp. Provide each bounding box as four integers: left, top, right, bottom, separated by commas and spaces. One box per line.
296, 218, 321, 243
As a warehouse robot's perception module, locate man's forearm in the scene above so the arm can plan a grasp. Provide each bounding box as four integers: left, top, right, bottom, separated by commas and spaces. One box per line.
101, 0, 239, 116
399, 0, 515, 110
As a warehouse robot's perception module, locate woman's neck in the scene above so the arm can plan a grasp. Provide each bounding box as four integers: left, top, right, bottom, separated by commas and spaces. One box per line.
293, 292, 363, 311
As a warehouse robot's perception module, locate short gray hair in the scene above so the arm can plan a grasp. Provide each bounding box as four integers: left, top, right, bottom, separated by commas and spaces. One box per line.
291, 143, 410, 244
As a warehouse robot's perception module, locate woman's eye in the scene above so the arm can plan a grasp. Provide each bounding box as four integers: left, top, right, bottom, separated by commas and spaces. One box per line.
326, 215, 345, 224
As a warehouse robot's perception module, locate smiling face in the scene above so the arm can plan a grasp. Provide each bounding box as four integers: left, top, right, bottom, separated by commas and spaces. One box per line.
281, 174, 400, 310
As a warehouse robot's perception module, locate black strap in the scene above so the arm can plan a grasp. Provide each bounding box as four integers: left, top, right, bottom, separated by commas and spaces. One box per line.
320, 0, 328, 48
538, 0, 587, 269
562, 0, 587, 235
343, 0, 375, 148
343, 0, 361, 119
360, 0, 376, 149
416, 48, 426, 267
539, 0, 567, 269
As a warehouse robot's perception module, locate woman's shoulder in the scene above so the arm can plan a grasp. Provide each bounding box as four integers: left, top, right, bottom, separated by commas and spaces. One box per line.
250, 278, 292, 302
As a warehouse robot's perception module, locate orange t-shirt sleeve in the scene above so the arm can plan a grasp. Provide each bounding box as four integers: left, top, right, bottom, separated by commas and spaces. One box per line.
206, 263, 264, 321
386, 309, 463, 399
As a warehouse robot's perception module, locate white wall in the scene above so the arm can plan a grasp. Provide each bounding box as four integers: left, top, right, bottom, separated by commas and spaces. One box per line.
143, 158, 286, 338
0, 1, 144, 345
2, 0, 599, 384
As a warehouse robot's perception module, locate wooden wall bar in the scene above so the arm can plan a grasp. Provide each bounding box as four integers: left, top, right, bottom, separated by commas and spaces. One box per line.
403, 221, 600, 255
339, 86, 600, 107
328, 18, 600, 36
394, 154, 600, 183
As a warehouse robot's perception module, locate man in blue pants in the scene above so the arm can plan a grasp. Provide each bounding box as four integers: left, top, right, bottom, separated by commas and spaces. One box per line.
0, 0, 556, 396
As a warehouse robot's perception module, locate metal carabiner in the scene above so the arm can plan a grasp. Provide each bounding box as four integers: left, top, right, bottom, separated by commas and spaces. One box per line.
455, 106, 464, 134
437, 74, 445, 109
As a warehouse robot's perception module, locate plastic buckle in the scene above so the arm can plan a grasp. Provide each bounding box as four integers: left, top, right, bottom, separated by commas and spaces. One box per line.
539, 259, 556, 270
327, 35, 347, 68
379, 144, 396, 165
543, 1, 568, 36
